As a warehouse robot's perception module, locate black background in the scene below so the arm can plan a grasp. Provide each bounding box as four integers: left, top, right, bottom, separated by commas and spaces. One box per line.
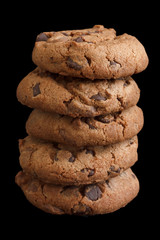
6, 11, 157, 235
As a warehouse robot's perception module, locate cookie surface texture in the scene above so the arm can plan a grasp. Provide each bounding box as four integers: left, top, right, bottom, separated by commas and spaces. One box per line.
32, 25, 149, 80
19, 136, 138, 185
17, 68, 140, 117
26, 106, 144, 147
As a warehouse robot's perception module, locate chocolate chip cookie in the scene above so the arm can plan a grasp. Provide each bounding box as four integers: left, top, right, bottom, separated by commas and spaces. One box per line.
15, 168, 139, 215
32, 25, 149, 80
19, 136, 138, 185
26, 106, 144, 147
17, 68, 140, 117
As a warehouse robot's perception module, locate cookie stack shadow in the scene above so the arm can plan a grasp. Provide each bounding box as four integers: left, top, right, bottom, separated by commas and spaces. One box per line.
15, 25, 148, 215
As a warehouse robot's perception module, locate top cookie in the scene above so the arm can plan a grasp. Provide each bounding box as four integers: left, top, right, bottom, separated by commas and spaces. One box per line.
32, 25, 149, 80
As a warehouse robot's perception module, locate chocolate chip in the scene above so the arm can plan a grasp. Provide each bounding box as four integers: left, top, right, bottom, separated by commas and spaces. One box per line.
85, 119, 96, 129
74, 37, 84, 42
69, 155, 75, 163
107, 165, 122, 178
110, 166, 121, 173
91, 93, 107, 101
62, 32, 69, 36
66, 57, 83, 71
124, 80, 131, 87
110, 61, 121, 68
88, 169, 95, 177
110, 61, 117, 66
81, 168, 95, 177
95, 115, 114, 124
63, 98, 73, 106
85, 149, 95, 157
129, 139, 134, 145
33, 83, 41, 97
36, 33, 49, 42
84, 185, 102, 201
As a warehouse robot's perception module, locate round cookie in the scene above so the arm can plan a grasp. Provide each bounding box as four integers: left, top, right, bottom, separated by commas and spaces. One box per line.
15, 168, 139, 215
19, 136, 138, 185
26, 105, 144, 147
17, 68, 140, 118
32, 25, 149, 80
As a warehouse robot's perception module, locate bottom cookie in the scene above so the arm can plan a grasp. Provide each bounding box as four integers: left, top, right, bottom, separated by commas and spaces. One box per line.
15, 168, 139, 215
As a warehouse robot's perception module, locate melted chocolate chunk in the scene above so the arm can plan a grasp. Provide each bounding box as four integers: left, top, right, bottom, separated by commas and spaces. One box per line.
74, 37, 84, 42
95, 114, 114, 124
85, 149, 95, 157
69, 155, 75, 163
63, 98, 73, 106
62, 32, 69, 36
110, 166, 121, 173
33, 83, 41, 97
91, 93, 107, 101
124, 80, 131, 87
81, 168, 95, 177
36, 33, 49, 42
66, 57, 83, 71
110, 61, 118, 66
88, 169, 95, 177
129, 139, 134, 145
84, 185, 102, 201
85, 119, 96, 129
110, 60, 121, 68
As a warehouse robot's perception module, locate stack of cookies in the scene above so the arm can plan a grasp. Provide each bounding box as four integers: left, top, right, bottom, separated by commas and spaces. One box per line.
15, 25, 148, 215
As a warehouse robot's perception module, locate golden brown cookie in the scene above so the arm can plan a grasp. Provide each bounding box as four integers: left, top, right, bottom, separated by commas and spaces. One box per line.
32, 25, 149, 80
15, 168, 139, 215
19, 136, 138, 185
26, 106, 144, 147
17, 68, 140, 117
